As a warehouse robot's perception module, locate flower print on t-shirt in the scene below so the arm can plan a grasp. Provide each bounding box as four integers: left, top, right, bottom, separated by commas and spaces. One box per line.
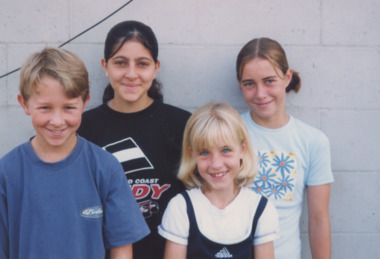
251, 150, 297, 201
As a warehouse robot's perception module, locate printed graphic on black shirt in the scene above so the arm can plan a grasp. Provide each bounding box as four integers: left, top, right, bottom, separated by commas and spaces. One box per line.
103, 137, 154, 174
103, 137, 170, 218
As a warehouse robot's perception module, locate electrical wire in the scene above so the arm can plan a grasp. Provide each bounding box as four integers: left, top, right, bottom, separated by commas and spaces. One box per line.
0, 0, 134, 79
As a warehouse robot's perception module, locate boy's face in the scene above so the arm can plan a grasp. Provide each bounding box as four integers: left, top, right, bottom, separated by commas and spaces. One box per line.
18, 76, 89, 156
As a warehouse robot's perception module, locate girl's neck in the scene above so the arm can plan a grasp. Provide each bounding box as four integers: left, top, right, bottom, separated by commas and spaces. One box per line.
109, 95, 153, 114
201, 185, 241, 210
250, 110, 289, 129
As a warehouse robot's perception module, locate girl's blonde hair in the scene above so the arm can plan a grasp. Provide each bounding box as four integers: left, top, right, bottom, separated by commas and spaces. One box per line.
178, 102, 257, 189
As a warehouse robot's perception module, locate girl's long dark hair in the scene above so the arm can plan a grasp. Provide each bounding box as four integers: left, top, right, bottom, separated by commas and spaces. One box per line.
102, 20, 163, 103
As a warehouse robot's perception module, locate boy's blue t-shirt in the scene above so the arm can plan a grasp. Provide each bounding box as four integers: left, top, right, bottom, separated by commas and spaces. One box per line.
0, 136, 149, 259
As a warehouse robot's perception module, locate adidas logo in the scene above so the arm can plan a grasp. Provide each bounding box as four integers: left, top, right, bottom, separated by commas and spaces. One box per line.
215, 247, 233, 258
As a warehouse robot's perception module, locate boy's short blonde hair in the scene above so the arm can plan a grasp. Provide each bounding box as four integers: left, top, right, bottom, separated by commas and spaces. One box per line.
178, 102, 257, 189
19, 47, 89, 102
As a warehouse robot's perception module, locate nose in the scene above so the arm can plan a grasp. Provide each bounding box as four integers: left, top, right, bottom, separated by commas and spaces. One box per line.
49, 110, 65, 126
255, 84, 267, 99
124, 64, 137, 79
210, 153, 223, 169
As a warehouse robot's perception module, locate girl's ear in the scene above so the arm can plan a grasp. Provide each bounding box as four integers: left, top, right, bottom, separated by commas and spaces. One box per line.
285, 68, 293, 88
240, 140, 247, 157
188, 146, 193, 156
153, 60, 161, 78
237, 75, 246, 90
101, 58, 109, 77
156, 60, 161, 70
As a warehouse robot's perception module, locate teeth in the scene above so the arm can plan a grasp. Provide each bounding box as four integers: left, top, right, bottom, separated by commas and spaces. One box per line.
211, 172, 226, 177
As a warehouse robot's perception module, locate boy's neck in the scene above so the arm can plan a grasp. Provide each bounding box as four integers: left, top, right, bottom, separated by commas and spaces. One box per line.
31, 134, 78, 163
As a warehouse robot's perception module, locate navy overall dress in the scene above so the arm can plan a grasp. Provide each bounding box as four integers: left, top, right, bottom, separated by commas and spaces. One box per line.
181, 191, 268, 259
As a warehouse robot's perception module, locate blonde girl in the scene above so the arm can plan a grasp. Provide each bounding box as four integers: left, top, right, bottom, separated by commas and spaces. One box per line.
158, 102, 279, 259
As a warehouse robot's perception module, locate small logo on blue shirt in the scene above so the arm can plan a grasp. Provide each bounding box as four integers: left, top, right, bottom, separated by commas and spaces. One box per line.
80, 206, 103, 219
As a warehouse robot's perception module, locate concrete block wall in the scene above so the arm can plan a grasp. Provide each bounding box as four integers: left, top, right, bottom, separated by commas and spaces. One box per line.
1, 0, 379, 258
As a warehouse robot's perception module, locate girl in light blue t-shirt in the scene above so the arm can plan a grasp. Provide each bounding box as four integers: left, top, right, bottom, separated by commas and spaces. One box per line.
236, 38, 334, 259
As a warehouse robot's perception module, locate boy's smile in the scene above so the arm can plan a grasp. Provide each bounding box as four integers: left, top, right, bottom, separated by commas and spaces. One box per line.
18, 76, 89, 161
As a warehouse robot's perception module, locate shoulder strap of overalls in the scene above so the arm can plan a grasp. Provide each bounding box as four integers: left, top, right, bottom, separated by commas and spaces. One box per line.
251, 195, 268, 236
180, 190, 197, 235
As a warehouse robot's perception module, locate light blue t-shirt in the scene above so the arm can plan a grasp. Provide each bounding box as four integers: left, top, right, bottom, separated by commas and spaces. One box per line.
241, 112, 334, 259
0, 136, 150, 259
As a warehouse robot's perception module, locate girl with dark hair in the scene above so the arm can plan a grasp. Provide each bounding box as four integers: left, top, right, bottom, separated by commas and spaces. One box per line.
236, 38, 334, 259
78, 20, 191, 259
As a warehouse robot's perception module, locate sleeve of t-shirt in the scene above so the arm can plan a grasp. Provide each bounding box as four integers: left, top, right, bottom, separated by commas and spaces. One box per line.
253, 199, 280, 246
307, 131, 334, 186
0, 167, 9, 258
158, 193, 189, 245
103, 161, 150, 248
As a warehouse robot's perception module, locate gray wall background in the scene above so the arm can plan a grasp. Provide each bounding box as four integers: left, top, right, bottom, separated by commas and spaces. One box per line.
1, 0, 379, 258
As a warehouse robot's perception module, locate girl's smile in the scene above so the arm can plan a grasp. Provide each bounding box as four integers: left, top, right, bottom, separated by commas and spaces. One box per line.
209, 171, 228, 178
194, 143, 245, 194
239, 58, 292, 129
101, 40, 160, 113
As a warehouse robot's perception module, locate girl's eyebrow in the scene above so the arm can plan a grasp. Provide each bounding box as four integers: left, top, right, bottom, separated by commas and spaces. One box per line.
241, 75, 277, 84
241, 79, 254, 84
263, 75, 277, 80
111, 56, 152, 62
111, 55, 128, 60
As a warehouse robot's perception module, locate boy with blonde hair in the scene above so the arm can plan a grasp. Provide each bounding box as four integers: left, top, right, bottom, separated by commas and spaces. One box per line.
0, 47, 149, 258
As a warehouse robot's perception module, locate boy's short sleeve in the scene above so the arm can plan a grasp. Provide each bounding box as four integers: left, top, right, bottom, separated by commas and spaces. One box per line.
0, 165, 9, 258
103, 161, 150, 248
